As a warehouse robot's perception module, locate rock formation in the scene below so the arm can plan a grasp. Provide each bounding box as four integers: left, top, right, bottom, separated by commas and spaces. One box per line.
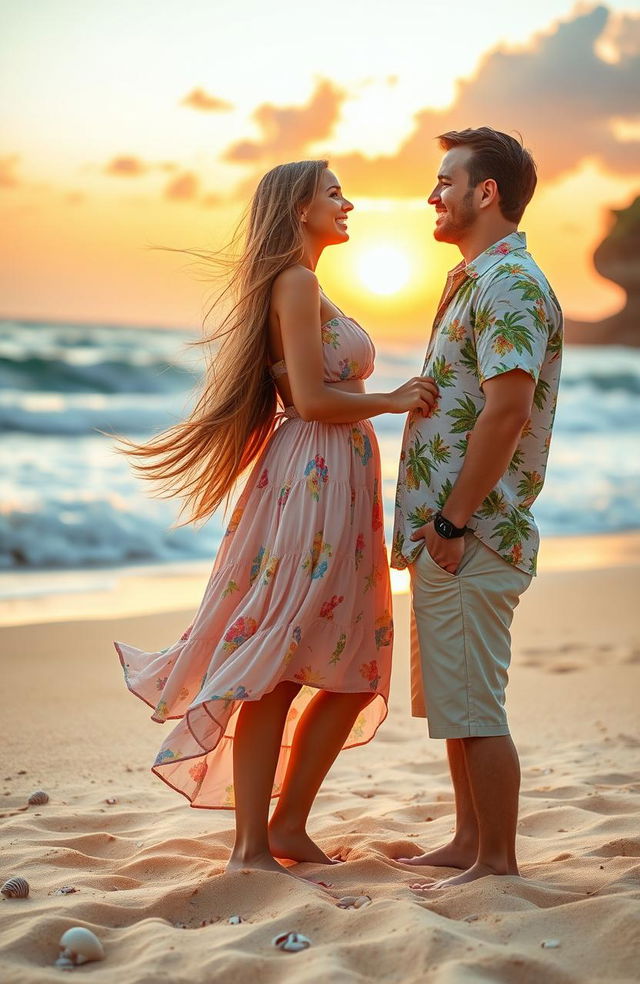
564, 194, 640, 347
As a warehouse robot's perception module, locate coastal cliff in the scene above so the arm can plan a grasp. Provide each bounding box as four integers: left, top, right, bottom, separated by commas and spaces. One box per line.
564, 195, 640, 347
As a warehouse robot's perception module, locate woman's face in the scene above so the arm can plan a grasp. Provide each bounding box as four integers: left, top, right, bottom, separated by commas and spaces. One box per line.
302, 169, 354, 246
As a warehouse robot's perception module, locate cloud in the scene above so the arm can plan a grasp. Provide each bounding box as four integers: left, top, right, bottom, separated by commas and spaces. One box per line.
181, 87, 233, 112
101, 155, 212, 207
105, 156, 148, 177
221, 6, 639, 198
596, 8, 640, 61
0, 155, 20, 188
165, 171, 199, 201
224, 79, 346, 163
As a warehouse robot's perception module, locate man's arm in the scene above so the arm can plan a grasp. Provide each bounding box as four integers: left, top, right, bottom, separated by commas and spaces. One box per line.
410, 265, 555, 573
410, 369, 535, 572
440, 369, 534, 527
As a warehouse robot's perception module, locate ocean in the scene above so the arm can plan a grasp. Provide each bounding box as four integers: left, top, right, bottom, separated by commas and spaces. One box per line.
1, 319, 639, 578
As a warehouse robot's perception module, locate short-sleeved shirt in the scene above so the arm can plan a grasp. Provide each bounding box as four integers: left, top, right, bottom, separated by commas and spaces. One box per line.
392, 232, 563, 576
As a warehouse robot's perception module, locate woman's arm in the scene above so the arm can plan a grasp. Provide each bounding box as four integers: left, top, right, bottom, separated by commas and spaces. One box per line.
272, 266, 437, 423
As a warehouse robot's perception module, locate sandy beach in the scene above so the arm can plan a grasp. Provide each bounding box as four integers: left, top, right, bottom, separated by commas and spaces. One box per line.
1, 533, 639, 983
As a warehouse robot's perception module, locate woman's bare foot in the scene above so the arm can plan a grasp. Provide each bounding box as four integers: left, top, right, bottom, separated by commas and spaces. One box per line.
396, 839, 478, 869
226, 850, 304, 879
268, 823, 339, 865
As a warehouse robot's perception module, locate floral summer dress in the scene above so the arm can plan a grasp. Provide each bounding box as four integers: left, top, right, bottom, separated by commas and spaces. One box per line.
115, 313, 393, 809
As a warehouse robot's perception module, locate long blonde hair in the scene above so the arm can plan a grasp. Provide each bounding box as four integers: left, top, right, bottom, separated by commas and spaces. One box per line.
118, 159, 328, 524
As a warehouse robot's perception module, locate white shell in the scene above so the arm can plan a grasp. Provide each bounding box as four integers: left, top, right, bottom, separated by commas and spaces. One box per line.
337, 894, 371, 909
1, 877, 29, 898
541, 939, 561, 949
228, 915, 243, 924
272, 931, 311, 952
337, 895, 358, 908
58, 927, 104, 965
27, 790, 49, 805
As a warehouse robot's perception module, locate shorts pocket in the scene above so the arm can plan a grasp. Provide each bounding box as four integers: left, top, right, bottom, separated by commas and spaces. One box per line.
421, 542, 459, 579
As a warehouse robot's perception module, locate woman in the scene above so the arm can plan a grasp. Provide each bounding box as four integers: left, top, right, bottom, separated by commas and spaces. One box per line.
115, 160, 437, 877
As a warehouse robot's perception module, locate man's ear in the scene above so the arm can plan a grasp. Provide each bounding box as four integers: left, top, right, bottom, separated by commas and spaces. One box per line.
479, 178, 499, 209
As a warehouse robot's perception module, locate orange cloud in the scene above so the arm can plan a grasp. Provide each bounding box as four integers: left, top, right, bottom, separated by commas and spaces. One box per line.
0, 155, 20, 188
181, 87, 233, 112
224, 79, 345, 163
165, 171, 199, 200
106, 156, 148, 177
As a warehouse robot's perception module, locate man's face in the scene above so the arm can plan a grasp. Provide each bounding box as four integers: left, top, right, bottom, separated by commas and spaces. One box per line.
428, 147, 480, 245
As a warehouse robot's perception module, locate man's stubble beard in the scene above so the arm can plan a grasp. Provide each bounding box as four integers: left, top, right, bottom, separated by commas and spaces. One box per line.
435, 188, 477, 245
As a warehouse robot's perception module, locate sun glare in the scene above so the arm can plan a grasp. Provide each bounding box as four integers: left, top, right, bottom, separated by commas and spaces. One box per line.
357, 245, 411, 296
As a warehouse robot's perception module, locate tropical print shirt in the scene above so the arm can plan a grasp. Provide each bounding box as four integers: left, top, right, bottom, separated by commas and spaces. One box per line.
392, 232, 563, 576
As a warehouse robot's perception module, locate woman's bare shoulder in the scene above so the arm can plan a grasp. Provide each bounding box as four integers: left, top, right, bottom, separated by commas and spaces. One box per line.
271, 265, 319, 308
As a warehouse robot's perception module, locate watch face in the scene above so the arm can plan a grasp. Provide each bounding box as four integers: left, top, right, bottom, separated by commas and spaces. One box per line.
436, 516, 450, 538
435, 513, 464, 538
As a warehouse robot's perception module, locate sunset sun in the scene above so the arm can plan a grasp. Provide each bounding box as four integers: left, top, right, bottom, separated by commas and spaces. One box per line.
356, 245, 412, 296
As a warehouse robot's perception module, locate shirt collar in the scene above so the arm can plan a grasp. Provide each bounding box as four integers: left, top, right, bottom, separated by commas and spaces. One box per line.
463, 231, 527, 281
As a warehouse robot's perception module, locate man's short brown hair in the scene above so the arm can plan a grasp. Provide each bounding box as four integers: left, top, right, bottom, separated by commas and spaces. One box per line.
437, 127, 537, 224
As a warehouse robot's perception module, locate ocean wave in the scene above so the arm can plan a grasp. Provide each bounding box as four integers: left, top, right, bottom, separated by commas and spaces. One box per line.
0, 354, 197, 394
0, 497, 221, 570
0, 393, 188, 436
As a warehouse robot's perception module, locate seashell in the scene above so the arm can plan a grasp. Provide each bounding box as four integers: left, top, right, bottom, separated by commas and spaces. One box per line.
27, 790, 49, 805
228, 915, 243, 924
353, 895, 372, 909
272, 931, 311, 952
105, 797, 118, 805
54, 886, 77, 896
337, 894, 371, 909
337, 895, 358, 908
1, 877, 29, 899
463, 914, 479, 923
541, 939, 561, 949
58, 927, 104, 966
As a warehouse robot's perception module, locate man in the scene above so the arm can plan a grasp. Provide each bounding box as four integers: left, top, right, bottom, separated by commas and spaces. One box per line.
392, 127, 563, 888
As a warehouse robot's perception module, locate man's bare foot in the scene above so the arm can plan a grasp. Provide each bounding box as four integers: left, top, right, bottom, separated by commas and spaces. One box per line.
396, 840, 478, 869
268, 824, 339, 865
412, 860, 519, 891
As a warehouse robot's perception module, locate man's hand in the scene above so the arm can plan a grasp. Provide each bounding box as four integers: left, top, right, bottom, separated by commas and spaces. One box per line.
410, 521, 465, 574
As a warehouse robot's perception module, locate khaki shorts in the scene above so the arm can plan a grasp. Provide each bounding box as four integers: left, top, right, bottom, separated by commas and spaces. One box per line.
409, 531, 532, 739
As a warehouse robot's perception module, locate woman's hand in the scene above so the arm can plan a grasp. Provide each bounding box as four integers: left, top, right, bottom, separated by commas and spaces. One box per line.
387, 376, 439, 416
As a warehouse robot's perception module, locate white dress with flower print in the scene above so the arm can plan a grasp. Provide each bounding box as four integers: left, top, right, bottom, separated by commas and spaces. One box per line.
115, 314, 393, 809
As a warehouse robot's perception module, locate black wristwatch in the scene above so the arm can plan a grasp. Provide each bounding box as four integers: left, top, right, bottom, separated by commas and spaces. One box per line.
433, 511, 467, 540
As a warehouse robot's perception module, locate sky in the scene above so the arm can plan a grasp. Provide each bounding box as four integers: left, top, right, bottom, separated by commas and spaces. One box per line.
1, 0, 639, 340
